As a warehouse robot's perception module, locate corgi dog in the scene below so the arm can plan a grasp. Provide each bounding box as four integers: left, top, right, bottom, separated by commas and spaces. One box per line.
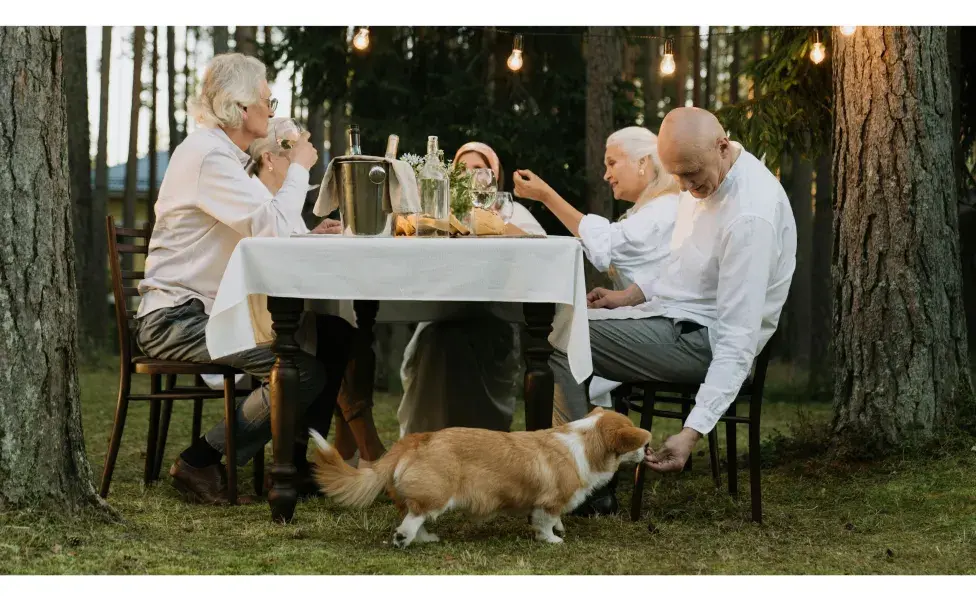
309, 407, 650, 548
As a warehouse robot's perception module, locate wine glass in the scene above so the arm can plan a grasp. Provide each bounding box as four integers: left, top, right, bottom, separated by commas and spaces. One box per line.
491, 191, 515, 224
274, 119, 320, 191
470, 168, 497, 209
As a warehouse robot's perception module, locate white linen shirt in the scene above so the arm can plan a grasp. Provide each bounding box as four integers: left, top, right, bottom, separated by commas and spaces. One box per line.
137, 126, 311, 318
577, 193, 680, 289
596, 145, 796, 434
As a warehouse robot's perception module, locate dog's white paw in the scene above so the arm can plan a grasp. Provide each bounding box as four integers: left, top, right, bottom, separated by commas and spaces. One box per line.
392, 531, 412, 549
415, 529, 440, 544
535, 531, 564, 544
554, 518, 565, 535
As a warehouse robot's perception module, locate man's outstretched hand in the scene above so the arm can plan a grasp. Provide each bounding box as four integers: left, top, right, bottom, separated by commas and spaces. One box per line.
644, 428, 702, 473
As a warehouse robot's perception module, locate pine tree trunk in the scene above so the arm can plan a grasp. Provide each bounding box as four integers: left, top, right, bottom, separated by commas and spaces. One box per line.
788, 153, 813, 372
182, 27, 192, 137
149, 27, 159, 230
692, 27, 702, 107
729, 27, 740, 105
166, 26, 178, 152
810, 152, 834, 396
0, 26, 114, 516
234, 26, 257, 56
704, 28, 714, 110
644, 31, 660, 127
673, 28, 686, 109
64, 27, 106, 358
123, 26, 144, 232
584, 26, 620, 289
212, 26, 228, 55
94, 27, 111, 331
832, 26, 974, 447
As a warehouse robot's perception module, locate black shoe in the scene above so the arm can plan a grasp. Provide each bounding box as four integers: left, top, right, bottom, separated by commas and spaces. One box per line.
570, 477, 620, 517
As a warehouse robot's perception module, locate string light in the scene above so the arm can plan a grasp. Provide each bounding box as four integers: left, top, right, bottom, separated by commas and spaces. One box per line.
660, 38, 675, 75
353, 27, 370, 51
810, 30, 826, 64
507, 34, 524, 71
839, 26, 857, 36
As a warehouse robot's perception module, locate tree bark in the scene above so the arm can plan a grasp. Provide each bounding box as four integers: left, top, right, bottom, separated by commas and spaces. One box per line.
234, 26, 257, 56
123, 26, 144, 231
182, 27, 192, 137
729, 26, 740, 105
810, 151, 834, 396
692, 27, 702, 107
704, 27, 714, 110
63, 26, 106, 358
644, 31, 660, 127
584, 26, 620, 289
0, 26, 114, 516
149, 27, 159, 230
212, 26, 228, 55
166, 26, 178, 151
831, 26, 974, 447
788, 153, 813, 371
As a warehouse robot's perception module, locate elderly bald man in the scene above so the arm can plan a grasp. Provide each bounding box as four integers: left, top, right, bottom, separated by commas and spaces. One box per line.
551, 107, 797, 516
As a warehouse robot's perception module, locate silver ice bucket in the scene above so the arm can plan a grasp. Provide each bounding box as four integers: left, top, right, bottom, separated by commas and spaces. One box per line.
335, 156, 394, 236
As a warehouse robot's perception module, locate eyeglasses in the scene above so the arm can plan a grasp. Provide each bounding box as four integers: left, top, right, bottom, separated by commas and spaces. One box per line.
241, 97, 278, 114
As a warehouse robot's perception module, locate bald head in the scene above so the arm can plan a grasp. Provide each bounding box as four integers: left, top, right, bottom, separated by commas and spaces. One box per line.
657, 107, 736, 198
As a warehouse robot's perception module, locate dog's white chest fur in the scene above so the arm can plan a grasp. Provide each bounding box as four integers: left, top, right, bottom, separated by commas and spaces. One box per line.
554, 414, 615, 512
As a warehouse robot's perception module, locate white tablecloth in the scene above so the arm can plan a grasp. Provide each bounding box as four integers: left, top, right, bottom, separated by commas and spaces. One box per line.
204, 236, 593, 383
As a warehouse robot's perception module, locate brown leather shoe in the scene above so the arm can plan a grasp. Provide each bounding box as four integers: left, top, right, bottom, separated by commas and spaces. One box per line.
169, 458, 229, 505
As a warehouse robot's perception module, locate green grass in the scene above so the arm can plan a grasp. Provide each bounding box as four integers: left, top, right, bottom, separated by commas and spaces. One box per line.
1, 357, 975, 574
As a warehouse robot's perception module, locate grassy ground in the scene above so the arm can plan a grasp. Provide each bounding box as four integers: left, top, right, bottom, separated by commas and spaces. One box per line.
1, 356, 975, 574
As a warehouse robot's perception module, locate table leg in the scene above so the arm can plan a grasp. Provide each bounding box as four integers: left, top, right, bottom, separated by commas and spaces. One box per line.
522, 303, 556, 431
351, 299, 379, 409
267, 296, 304, 523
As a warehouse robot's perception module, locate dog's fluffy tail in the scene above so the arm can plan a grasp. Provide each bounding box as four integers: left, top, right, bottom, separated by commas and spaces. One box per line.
308, 429, 399, 509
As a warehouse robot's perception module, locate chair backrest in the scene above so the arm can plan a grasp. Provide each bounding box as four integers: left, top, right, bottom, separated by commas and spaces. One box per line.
106, 216, 150, 363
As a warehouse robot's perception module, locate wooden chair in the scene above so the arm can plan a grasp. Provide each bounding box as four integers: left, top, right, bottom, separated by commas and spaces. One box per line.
613, 337, 775, 523
99, 216, 263, 505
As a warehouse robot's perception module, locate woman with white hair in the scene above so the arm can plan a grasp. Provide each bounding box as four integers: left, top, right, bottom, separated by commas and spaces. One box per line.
514, 126, 681, 290
512, 126, 681, 517
133, 54, 338, 504
245, 118, 387, 471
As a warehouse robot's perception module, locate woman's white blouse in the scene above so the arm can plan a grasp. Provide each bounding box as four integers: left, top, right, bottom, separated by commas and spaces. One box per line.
577, 193, 680, 289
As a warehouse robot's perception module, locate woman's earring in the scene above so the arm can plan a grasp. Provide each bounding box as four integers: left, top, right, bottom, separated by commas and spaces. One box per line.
268, 164, 274, 172
638, 168, 645, 176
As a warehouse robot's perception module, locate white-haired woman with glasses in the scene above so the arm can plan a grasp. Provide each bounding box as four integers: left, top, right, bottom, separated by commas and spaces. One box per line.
514, 126, 681, 291
134, 54, 337, 504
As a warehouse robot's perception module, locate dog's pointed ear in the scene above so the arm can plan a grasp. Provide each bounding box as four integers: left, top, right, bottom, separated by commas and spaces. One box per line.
610, 426, 652, 454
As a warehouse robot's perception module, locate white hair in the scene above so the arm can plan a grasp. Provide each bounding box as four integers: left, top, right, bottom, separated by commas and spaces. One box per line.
606, 126, 680, 202
246, 117, 290, 175
188, 53, 267, 130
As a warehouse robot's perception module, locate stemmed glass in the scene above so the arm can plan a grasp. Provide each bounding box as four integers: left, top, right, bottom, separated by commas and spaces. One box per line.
274, 119, 320, 192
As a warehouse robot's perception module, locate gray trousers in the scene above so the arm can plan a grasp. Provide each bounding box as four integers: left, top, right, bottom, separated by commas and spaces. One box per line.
550, 317, 712, 425
135, 299, 328, 466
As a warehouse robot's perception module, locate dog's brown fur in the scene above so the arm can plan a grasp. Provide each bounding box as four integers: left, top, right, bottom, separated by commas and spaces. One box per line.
309, 407, 650, 547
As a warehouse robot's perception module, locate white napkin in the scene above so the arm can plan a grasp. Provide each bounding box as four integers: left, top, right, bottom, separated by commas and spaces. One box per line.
313, 155, 420, 217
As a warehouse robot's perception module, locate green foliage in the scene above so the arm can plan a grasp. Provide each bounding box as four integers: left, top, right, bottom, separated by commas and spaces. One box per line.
448, 160, 474, 218
718, 28, 832, 171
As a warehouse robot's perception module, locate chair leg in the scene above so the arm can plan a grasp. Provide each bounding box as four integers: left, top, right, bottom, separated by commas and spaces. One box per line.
749, 415, 762, 523
253, 447, 265, 497
144, 376, 162, 487
708, 429, 721, 489
223, 375, 238, 506
191, 399, 203, 442
726, 403, 739, 498
154, 399, 173, 481
99, 371, 132, 498
630, 390, 655, 522
681, 400, 692, 472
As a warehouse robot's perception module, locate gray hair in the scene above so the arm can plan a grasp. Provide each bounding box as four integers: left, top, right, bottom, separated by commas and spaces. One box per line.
246, 117, 290, 175
606, 126, 680, 201
188, 53, 267, 129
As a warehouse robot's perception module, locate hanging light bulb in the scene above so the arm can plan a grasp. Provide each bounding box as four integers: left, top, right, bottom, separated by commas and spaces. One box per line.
660, 38, 675, 75
507, 34, 524, 72
810, 30, 826, 64
839, 26, 857, 36
353, 27, 370, 51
